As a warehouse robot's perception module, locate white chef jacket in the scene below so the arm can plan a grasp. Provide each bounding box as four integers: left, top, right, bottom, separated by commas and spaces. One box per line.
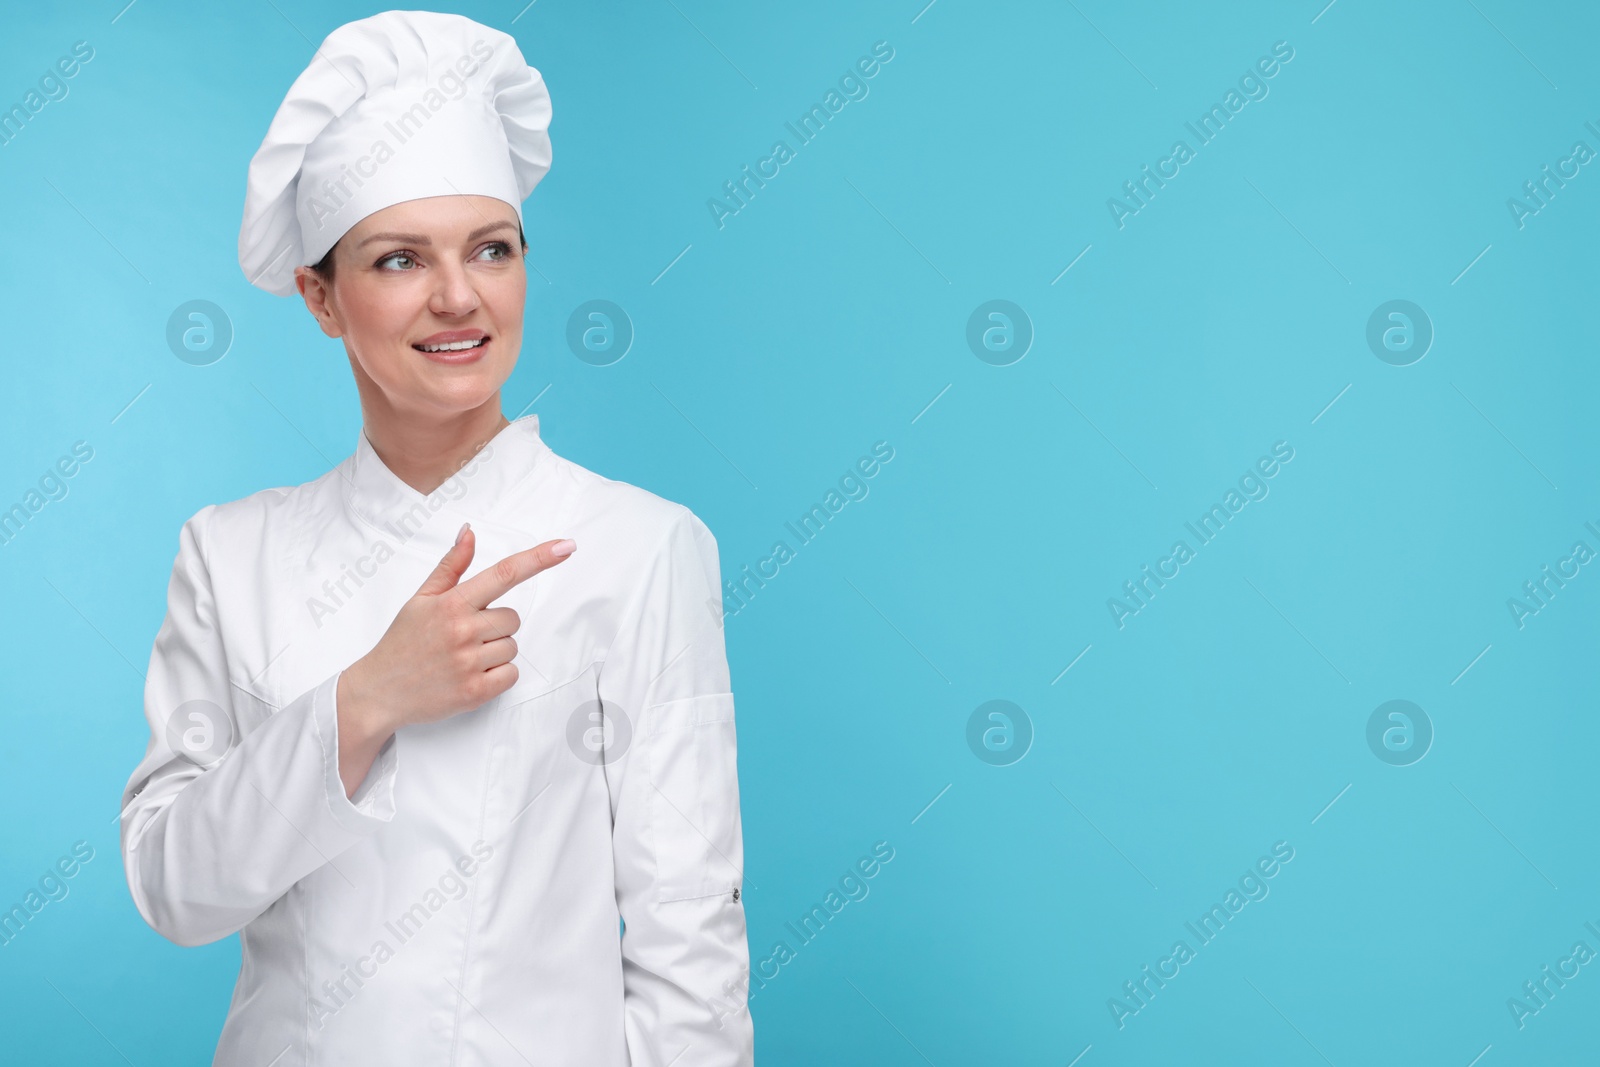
119, 413, 754, 1066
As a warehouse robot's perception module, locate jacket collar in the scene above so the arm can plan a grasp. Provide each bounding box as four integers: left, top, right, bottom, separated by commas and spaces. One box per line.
340, 412, 550, 559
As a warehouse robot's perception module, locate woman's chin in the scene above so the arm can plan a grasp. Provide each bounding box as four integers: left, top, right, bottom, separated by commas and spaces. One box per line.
424, 377, 511, 413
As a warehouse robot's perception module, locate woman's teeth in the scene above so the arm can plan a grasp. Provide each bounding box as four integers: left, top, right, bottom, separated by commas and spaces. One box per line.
418, 339, 486, 352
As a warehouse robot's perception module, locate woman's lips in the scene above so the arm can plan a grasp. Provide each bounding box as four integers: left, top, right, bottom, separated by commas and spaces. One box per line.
415, 337, 489, 364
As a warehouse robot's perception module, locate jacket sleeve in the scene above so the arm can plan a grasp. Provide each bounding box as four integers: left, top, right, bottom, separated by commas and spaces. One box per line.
119, 504, 400, 948
599, 506, 754, 1066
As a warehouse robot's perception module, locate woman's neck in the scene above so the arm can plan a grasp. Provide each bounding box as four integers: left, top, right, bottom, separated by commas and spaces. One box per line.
360, 398, 509, 498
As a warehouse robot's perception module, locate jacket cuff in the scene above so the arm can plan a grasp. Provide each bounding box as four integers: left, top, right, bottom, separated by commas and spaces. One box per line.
315, 670, 400, 833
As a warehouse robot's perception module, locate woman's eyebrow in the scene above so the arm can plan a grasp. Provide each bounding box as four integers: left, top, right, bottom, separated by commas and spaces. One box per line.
357, 221, 518, 248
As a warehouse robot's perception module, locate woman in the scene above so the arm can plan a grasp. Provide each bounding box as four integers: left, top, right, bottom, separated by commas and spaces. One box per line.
118, 12, 753, 1066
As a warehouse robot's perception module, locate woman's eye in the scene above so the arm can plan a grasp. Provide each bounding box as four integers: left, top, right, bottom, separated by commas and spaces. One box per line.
477, 241, 512, 261
377, 252, 417, 271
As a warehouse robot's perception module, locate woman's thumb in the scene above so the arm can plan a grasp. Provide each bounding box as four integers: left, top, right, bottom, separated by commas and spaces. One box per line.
417, 522, 474, 596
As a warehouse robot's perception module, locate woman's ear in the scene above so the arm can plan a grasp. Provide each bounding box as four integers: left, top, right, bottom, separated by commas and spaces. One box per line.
294, 266, 344, 339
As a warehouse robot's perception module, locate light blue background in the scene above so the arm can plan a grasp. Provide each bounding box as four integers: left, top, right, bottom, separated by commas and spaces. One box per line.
2, 0, 1597, 1063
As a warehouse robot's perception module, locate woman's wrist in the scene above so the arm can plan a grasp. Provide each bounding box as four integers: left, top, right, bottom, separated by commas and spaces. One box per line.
336, 659, 396, 752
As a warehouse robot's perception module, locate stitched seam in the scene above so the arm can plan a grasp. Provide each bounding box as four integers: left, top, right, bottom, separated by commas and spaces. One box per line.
227, 676, 280, 710
647, 692, 735, 736
302, 844, 315, 1067
197, 506, 316, 1064
658, 885, 735, 903
448, 684, 506, 1064
502, 662, 596, 708
597, 505, 692, 706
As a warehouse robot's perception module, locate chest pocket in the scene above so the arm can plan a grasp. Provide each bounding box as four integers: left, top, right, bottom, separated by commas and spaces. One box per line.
645, 693, 743, 904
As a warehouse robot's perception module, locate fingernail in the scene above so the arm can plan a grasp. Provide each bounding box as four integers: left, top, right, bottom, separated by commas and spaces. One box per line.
456, 522, 470, 545
551, 538, 576, 557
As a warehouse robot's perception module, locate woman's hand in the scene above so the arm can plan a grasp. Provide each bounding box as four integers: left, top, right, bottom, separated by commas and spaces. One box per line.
334, 523, 575, 795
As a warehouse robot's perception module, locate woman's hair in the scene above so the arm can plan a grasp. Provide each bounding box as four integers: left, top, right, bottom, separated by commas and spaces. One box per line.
310, 223, 528, 282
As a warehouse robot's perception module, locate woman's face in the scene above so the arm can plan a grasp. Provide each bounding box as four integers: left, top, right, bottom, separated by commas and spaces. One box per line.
294, 194, 526, 420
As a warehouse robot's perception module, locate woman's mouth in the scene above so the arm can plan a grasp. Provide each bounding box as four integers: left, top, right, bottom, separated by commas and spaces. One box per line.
414, 334, 490, 364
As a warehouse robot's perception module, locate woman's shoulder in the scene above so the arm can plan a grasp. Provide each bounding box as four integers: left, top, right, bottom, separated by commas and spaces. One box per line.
169, 467, 342, 558
539, 448, 715, 553
545, 449, 699, 522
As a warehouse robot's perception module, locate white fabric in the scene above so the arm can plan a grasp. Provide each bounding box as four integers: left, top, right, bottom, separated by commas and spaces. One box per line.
119, 415, 753, 1066
238, 10, 553, 296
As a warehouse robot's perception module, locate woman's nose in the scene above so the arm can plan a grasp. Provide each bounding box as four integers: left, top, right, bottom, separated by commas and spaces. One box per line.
429, 261, 481, 316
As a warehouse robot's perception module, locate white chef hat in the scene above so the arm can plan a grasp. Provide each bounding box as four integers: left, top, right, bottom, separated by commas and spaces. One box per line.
238, 9, 552, 296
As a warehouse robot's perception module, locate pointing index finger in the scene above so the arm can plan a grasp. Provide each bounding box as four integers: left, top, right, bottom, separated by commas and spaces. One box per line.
454, 539, 575, 610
